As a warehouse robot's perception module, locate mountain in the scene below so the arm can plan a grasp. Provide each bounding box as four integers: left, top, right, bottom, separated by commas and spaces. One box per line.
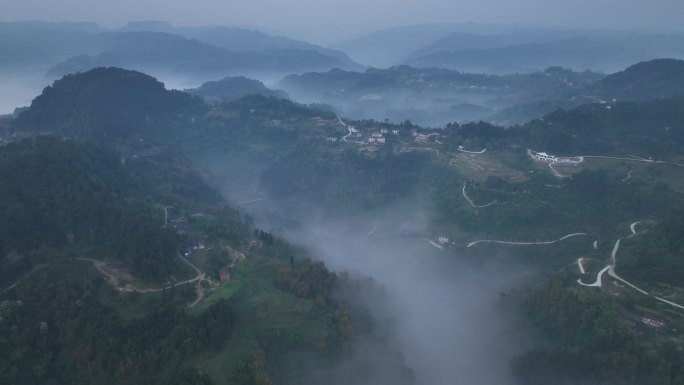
0, 21, 361, 88
0, 21, 102, 75
119, 20, 355, 64
48, 31, 361, 85
15, 67, 205, 141
406, 37, 650, 74
405, 29, 576, 61
592, 58, 684, 101
522, 97, 684, 157
406, 34, 684, 74
6, 66, 684, 385
332, 23, 467, 68
187, 76, 289, 104
2, 69, 414, 385
277, 65, 602, 126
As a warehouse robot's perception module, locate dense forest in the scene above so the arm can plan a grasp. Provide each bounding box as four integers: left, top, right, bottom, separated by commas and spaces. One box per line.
515, 277, 684, 385
4, 65, 684, 385
14, 67, 205, 142
0, 137, 181, 282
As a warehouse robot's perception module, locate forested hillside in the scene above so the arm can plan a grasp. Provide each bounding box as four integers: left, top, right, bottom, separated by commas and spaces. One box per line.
0, 137, 180, 282
14, 67, 205, 142
1, 68, 414, 385
5, 66, 684, 385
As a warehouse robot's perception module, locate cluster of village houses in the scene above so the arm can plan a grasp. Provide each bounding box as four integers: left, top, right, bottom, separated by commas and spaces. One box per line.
169, 213, 207, 257
327, 126, 444, 146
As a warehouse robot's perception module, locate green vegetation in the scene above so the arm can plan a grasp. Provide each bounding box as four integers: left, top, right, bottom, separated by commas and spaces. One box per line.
620, 211, 684, 287
14, 67, 205, 142
261, 143, 431, 213
0, 137, 181, 282
0, 262, 224, 385
515, 277, 684, 385
187, 76, 289, 105
5, 66, 684, 385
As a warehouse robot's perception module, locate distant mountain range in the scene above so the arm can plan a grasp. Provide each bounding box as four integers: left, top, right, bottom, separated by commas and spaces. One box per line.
277, 59, 684, 126
47, 31, 361, 86
335, 24, 684, 73
0, 20, 362, 85
404, 37, 665, 74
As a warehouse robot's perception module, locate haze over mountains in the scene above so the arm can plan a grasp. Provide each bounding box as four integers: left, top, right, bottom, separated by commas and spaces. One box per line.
3, 45, 684, 384
277, 59, 684, 126
3, 1, 684, 383
4, 19, 684, 128
334, 23, 684, 72
0, 20, 361, 112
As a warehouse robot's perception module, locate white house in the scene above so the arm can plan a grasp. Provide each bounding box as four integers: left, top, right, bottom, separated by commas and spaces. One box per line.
529, 150, 558, 162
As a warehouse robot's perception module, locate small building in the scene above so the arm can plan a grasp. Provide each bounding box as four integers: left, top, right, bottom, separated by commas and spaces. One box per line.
415, 134, 430, 143
371, 132, 383, 138
641, 317, 666, 329
438, 236, 449, 244
380, 128, 389, 134
392, 129, 400, 135
368, 137, 377, 144
529, 151, 558, 163
376, 137, 386, 144
326, 137, 339, 142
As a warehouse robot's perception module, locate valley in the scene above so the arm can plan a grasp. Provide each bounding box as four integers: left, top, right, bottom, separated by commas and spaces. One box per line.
1, 29, 684, 384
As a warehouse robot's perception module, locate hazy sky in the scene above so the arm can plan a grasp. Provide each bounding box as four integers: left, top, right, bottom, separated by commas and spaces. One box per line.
3, 0, 684, 44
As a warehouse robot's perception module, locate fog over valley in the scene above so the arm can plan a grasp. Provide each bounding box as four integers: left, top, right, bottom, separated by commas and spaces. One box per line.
2, 2, 684, 385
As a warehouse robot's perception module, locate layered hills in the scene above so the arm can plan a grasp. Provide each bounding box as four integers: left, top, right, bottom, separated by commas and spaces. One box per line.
4, 65, 684, 385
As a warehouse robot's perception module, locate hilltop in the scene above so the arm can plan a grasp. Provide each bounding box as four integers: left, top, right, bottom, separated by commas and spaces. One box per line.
187, 76, 289, 104
593, 58, 684, 101
14, 67, 205, 142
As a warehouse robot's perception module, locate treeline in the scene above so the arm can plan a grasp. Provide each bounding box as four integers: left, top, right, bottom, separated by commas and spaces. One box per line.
443, 97, 684, 159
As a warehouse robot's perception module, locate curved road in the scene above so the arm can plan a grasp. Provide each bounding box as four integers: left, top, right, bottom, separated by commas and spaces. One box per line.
577, 222, 684, 310
467, 232, 588, 248
462, 182, 505, 208
457, 148, 487, 154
